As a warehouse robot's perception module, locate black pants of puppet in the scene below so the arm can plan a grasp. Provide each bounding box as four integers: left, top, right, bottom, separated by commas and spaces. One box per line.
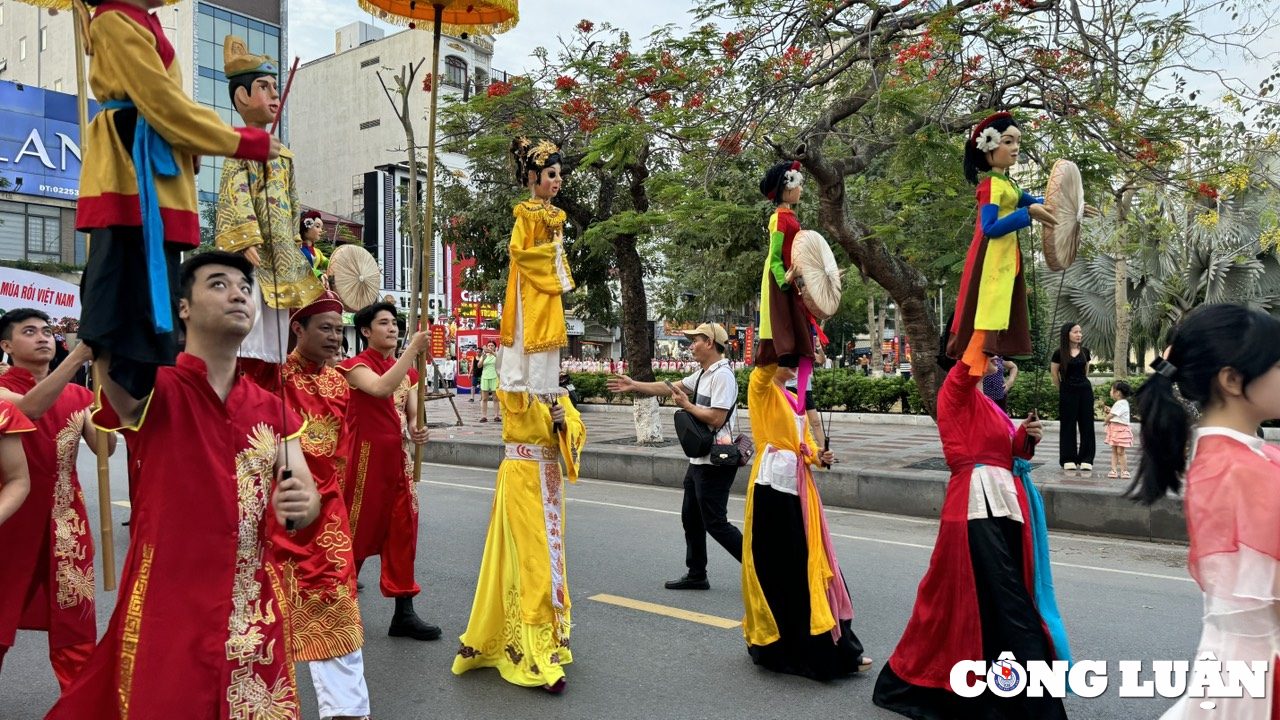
747, 484, 865, 680
872, 517, 1067, 720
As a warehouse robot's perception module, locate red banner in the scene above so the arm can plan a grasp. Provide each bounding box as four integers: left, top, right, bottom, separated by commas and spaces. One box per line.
430, 325, 447, 358
450, 249, 499, 329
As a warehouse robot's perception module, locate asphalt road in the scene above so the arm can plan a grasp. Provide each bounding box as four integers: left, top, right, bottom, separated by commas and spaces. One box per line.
2, 449, 1204, 719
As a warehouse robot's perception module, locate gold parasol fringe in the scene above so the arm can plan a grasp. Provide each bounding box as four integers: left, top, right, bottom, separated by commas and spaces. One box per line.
357, 0, 519, 35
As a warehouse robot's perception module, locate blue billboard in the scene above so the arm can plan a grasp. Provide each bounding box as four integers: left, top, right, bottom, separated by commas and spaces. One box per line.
0, 80, 99, 201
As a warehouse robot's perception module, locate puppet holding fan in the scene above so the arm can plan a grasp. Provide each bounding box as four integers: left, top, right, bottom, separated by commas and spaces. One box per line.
756, 161, 843, 415
948, 112, 1097, 375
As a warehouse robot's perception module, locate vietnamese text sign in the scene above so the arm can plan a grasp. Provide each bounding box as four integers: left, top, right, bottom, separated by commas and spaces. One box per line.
0, 266, 81, 319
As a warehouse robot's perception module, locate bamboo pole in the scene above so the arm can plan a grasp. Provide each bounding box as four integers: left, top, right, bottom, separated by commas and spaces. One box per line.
412, 5, 446, 484
72, 0, 116, 592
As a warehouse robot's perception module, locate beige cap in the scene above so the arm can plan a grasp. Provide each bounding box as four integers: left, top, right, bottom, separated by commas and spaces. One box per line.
682, 322, 728, 346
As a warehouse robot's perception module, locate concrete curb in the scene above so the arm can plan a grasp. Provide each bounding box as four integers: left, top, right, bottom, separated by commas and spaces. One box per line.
576, 403, 1280, 440
421, 437, 1188, 543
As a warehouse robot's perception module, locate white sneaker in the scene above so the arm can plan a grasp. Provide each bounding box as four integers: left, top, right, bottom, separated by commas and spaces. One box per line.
1080, 463, 1093, 471
1063, 463, 1078, 470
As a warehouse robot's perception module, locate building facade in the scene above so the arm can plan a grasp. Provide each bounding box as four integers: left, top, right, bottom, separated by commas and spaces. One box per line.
290, 21, 496, 314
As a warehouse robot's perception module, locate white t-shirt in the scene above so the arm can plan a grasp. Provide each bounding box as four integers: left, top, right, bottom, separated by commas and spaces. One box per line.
679, 358, 738, 465
1109, 398, 1131, 425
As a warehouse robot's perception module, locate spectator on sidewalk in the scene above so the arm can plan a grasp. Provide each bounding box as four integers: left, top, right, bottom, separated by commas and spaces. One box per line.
981, 356, 1017, 413
1051, 322, 1096, 471
607, 322, 742, 591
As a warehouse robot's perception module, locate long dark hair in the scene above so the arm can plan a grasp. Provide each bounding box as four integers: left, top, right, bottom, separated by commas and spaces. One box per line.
1126, 303, 1280, 505
964, 114, 1019, 185
1056, 322, 1083, 383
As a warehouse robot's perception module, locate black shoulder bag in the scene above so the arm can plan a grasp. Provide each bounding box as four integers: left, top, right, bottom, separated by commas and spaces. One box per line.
674, 370, 716, 458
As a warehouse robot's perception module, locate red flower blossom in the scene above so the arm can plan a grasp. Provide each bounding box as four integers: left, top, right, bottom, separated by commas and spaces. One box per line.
576, 19, 595, 33
554, 75, 579, 91
635, 68, 657, 86
609, 51, 630, 70
486, 81, 511, 97
1196, 182, 1219, 200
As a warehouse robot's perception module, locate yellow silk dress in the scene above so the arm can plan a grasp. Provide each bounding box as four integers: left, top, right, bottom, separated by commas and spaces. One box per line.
452, 391, 586, 687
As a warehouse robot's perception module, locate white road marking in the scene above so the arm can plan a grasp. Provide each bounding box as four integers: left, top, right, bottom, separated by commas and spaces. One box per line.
420, 477, 1194, 584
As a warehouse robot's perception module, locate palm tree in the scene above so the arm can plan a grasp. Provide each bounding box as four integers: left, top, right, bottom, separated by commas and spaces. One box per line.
1044, 148, 1280, 369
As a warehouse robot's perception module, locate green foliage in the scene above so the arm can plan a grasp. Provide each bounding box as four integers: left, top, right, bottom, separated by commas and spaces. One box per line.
0, 258, 85, 275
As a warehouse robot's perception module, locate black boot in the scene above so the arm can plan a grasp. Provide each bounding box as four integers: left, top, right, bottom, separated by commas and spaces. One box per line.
664, 572, 710, 590
388, 597, 442, 641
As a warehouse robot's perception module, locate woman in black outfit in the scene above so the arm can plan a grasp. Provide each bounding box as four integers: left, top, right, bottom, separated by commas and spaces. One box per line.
1050, 322, 1095, 470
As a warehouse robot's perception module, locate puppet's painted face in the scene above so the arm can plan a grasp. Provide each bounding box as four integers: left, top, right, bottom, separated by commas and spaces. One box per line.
302, 217, 323, 245
781, 183, 802, 205
529, 164, 562, 200
235, 75, 280, 127
986, 125, 1021, 171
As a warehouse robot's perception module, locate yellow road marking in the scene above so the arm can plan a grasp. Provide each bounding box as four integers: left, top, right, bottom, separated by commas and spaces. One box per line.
111, 501, 131, 508
588, 593, 740, 629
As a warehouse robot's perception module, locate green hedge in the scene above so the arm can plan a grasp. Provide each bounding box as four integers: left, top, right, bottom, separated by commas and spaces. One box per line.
569, 369, 1151, 420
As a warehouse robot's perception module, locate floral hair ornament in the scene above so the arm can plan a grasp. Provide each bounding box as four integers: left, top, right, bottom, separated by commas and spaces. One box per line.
970, 111, 1013, 153
783, 164, 803, 191
1150, 356, 1178, 379
528, 139, 561, 169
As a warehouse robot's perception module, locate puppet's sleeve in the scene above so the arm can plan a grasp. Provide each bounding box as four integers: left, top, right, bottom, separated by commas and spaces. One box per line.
768, 213, 789, 290
977, 180, 1032, 238
215, 159, 262, 253
92, 12, 269, 161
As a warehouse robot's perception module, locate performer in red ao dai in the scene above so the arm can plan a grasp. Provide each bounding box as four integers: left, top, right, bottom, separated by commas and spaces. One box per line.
48, 252, 321, 720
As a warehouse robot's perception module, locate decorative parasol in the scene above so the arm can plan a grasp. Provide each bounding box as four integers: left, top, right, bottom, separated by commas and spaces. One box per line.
9, 0, 186, 593
1042, 159, 1085, 272
787, 230, 845, 320
358, 0, 518, 484
327, 245, 384, 312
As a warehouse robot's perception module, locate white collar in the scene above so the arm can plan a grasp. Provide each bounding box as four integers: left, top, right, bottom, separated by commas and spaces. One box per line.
1192, 426, 1267, 459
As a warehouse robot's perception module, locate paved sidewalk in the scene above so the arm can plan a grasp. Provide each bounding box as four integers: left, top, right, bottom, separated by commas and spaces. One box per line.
422, 391, 1200, 541
425, 392, 1135, 491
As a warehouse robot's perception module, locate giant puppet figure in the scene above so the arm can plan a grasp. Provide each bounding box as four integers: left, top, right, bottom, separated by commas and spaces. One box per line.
216, 36, 324, 370
77, 2, 277, 399
950, 113, 1054, 373
453, 138, 586, 693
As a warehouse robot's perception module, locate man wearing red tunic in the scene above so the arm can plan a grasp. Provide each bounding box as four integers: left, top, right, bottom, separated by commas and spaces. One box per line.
337, 302, 437, 641
248, 292, 371, 720
0, 309, 116, 691
49, 252, 321, 720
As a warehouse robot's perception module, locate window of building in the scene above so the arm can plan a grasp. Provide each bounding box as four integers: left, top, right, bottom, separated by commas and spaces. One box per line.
444, 56, 467, 88
0, 3, 5, 26
53, 79, 62, 92
360, 56, 380, 68
0, 201, 63, 264
40, 27, 47, 51
19, 36, 26, 61
360, 119, 380, 130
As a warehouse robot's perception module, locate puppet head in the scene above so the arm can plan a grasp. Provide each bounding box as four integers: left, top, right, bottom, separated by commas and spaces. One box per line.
301, 210, 324, 245
224, 35, 279, 129
759, 161, 803, 206
511, 137, 563, 199
964, 111, 1021, 185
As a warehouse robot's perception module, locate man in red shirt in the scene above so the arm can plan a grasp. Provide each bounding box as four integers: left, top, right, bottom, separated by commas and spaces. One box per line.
49, 251, 321, 720
0, 309, 115, 691
337, 302, 436, 640
249, 291, 371, 720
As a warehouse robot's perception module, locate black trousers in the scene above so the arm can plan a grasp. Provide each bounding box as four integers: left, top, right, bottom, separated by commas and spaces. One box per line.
1058, 384, 1096, 466
682, 463, 743, 576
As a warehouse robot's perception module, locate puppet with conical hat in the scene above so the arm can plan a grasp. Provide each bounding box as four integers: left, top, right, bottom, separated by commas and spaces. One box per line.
215, 35, 324, 370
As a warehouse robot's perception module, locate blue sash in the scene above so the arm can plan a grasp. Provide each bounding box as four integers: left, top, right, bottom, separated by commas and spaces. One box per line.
1014, 456, 1073, 665
101, 99, 177, 333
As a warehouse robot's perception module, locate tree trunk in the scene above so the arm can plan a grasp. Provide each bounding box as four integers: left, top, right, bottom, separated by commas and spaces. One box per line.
873, 291, 885, 377
1112, 191, 1135, 380
801, 141, 941, 417
866, 289, 877, 373
615, 231, 659, 441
